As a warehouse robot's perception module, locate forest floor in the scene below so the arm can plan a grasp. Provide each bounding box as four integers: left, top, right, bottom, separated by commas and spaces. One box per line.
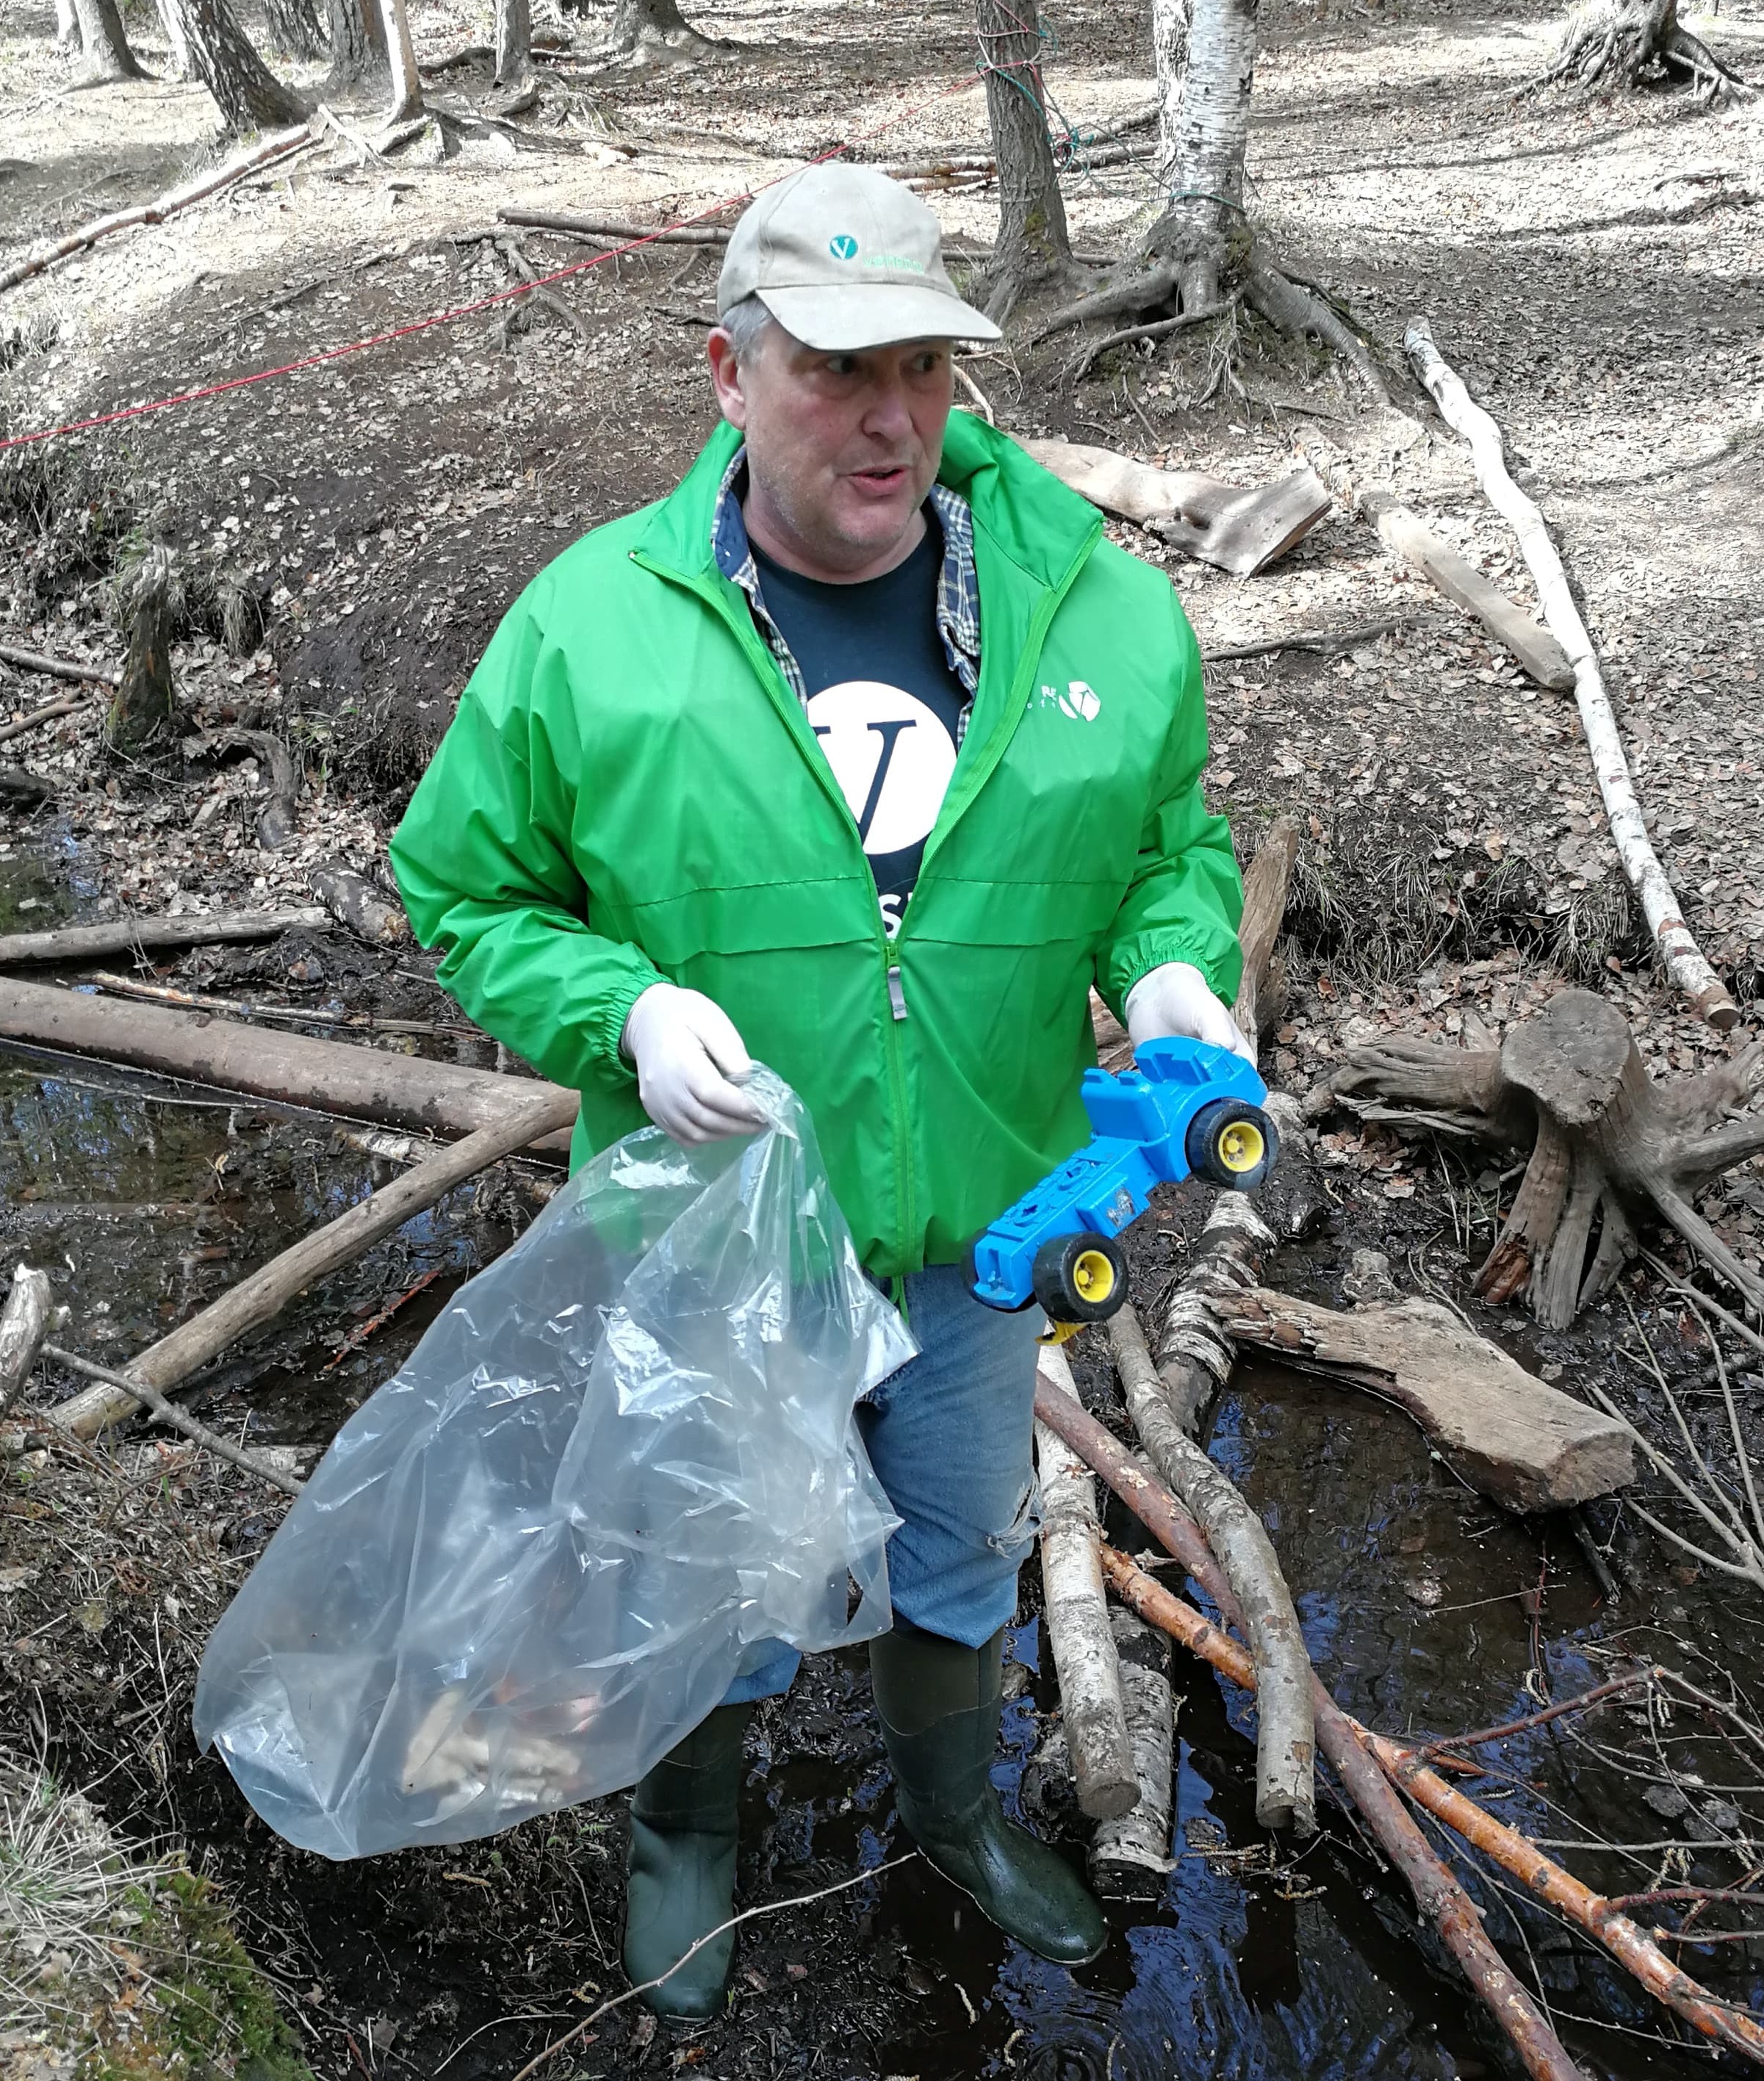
2, 0, 1764, 2073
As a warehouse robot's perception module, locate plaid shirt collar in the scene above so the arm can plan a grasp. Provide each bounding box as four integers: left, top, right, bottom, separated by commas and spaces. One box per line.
710, 446, 982, 708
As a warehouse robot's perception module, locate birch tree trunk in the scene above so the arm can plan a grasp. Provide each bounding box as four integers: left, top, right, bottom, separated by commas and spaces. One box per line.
72, 0, 148, 81
154, 0, 190, 72
1156, 0, 1257, 306
56, 0, 79, 48
977, 0, 1072, 317
170, 0, 307, 130
377, 0, 423, 120
495, 0, 530, 80
1152, 0, 1189, 181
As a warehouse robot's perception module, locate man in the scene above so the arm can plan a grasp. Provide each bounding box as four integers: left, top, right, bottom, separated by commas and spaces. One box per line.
391, 163, 1247, 2018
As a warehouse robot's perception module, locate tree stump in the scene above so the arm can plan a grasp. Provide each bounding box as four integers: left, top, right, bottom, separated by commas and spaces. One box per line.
107, 546, 179, 754
1318, 989, 1764, 1328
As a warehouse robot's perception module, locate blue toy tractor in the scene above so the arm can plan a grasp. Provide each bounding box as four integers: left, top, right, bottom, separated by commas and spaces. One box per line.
966, 1038, 1277, 1331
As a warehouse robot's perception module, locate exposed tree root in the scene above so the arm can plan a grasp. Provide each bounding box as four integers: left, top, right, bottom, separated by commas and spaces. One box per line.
1029, 231, 1388, 402
1541, 0, 1755, 101
1316, 989, 1764, 1328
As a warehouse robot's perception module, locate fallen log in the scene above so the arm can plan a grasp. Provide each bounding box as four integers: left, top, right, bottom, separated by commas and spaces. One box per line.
1212, 1285, 1635, 1511
0, 1266, 54, 1424
203, 728, 298, 851
52, 1082, 578, 1438
1108, 1302, 1314, 1833
90, 971, 459, 1037
0, 643, 120, 688
309, 860, 410, 946
1405, 317, 1738, 1031
1034, 1376, 1140, 1820
497, 208, 730, 245
0, 694, 98, 745
1233, 812, 1300, 1047
1022, 439, 1331, 578
1315, 988, 1764, 1326
1032, 1379, 1587, 2081
1104, 1541, 1764, 2070
0, 909, 328, 969
0, 124, 320, 297
1087, 1606, 1176, 1897
1364, 491, 1576, 692
45, 1342, 303, 1496
0, 975, 577, 1149
0, 768, 54, 805
1204, 613, 1442, 663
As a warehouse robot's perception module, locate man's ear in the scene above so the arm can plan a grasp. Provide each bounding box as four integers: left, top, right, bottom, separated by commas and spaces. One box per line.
706, 330, 749, 430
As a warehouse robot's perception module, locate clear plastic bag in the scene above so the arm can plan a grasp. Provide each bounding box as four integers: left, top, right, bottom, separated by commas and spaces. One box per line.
192, 1068, 912, 1860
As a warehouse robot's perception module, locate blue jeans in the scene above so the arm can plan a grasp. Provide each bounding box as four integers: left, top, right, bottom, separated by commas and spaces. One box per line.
724, 1261, 1045, 1704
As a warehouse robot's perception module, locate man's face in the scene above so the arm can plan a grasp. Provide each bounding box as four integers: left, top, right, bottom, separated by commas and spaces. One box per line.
708, 324, 954, 583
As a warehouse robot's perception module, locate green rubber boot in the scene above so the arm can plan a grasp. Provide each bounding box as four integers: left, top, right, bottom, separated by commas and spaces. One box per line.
622, 1702, 753, 2020
871, 1623, 1106, 1966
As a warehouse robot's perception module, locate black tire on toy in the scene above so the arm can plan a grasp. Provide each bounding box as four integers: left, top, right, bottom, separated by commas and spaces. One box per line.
1184, 1097, 1278, 1190
1031, 1231, 1128, 1324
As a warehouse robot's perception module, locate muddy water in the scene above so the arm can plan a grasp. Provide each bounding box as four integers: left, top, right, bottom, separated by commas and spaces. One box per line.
3, 951, 1760, 2077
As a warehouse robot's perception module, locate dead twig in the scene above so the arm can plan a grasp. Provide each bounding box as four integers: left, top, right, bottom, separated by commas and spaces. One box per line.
0, 643, 120, 688
0, 693, 97, 745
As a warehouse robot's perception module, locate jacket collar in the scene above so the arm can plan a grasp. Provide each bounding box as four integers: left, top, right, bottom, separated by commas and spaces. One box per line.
637, 410, 1102, 596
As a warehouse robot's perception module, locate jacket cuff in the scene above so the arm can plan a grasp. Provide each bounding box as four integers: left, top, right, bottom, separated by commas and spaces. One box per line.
595, 956, 667, 1072
1101, 934, 1239, 1023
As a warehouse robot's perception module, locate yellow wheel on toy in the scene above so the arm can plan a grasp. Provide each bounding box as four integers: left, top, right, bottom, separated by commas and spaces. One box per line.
1032, 1232, 1128, 1325
1215, 1118, 1266, 1176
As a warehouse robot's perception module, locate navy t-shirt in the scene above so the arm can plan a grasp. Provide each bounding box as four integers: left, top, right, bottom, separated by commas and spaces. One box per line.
752, 518, 966, 942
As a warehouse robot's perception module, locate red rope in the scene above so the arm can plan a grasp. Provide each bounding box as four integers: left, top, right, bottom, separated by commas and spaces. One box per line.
0, 73, 977, 455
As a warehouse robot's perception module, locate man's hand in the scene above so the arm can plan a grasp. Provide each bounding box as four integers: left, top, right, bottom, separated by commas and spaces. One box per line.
1124, 961, 1256, 1067
621, 983, 768, 1144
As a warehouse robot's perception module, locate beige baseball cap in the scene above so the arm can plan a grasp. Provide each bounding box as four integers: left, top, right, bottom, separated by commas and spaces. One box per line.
717, 163, 1002, 350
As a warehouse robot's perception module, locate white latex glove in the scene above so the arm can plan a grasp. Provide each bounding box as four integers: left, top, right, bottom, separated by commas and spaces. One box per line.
620, 982, 766, 1144
1124, 960, 1256, 1067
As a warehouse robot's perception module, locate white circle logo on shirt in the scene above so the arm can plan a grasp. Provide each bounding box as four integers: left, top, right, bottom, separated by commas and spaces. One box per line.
804, 679, 958, 856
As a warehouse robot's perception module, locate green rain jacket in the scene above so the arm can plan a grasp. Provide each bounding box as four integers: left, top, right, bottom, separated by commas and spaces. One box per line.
390, 412, 1244, 1280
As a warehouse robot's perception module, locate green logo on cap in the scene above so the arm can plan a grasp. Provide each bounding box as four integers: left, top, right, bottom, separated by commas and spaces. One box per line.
829, 234, 859, 260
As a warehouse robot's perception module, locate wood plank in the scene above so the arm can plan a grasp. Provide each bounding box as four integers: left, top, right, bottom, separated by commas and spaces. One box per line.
1212, 1286, 1635, 1512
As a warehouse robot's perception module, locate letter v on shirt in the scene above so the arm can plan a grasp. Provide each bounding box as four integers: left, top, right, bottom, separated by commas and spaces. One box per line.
749, 525, 966, 942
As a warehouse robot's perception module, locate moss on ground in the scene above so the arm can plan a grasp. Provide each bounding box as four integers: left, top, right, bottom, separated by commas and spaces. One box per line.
75, 1872, 314, 2081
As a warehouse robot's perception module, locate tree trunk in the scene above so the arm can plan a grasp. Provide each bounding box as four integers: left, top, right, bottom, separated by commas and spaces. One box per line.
1153, 0, 1257, 307
72, 0, 148, 80
264, 0, 327, 61
324, 0, 384, 84
1152, 0, 1189, 180
976, 0, 1071, 318
154, 0, 191, 73
376, 0, 422, 120
56, 0, 79, 47
603, 0, 715, 62
107, 547, 179, 753
495, 0, 530, 81
170, 0, 307, 130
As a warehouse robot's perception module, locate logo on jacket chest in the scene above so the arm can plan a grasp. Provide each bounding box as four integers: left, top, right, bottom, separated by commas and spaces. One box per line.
1040, 679, 1101, 722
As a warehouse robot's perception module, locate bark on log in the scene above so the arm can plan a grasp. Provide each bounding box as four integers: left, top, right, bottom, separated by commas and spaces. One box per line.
309, 861, 409, 945
1022, 441, 1330, 578
1108, 1302, 1314, 1832
0, 909, 327, 968
1319, 988, 1764, 1325
1152, 1191, 1274, 1431
1233, 813, 1300, 1043
497, 209, 729, 245
1366, 493, 1576, 692
1087, 1607, 1176, 1894
52, 1083, 577, 1437
45, 1342, 303, 1493
1034, 1374, 1140, 1819
1212, 1285, 1636, 1511
1034, 1379, 1588, 2081
1405, 318, 1736, 1030
1105, 1542, 1757, 2071
0, 644, 120, 688
0, 1267, 54, 1424
0, 125, 315, 296
0, 976, 577, 1149
201, 728, 297, 851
